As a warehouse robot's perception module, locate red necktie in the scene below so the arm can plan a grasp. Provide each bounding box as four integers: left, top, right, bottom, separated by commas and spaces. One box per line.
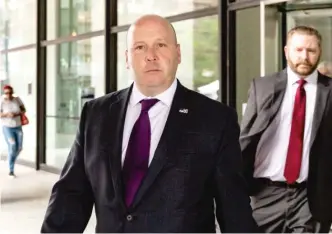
284, 79, 306, 184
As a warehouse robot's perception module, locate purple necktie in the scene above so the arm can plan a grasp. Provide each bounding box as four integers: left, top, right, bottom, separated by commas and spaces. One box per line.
123, 98, 159, 206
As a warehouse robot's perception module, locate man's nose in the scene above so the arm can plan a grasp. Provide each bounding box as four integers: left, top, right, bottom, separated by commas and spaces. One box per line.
146, 48, 157, 61
299, 50, 309, 59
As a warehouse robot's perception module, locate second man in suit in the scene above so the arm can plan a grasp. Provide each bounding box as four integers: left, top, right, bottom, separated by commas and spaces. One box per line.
241, 25, 332, 233
41, 14, 258, 233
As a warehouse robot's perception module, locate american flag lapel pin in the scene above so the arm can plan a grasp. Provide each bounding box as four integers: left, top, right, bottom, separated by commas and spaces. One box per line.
179, 108, 188, 114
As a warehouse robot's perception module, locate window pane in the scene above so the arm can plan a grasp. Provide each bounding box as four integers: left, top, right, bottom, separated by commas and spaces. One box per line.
0, 49, 37, 163
117, 32, 131, 89
47, 0, 105, 40
118, 0, 218, 25
236, 7, 260, 122
117, 15, 220, 101
46, 36, 105, 168
0, 0, 36, 48
175, 16, 219, 98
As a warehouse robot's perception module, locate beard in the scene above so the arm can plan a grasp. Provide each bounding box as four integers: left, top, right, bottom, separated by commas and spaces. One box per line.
288, 58, 319, 77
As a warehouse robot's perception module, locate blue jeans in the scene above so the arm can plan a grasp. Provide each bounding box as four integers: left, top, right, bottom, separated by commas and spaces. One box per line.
3, 126, 23, 173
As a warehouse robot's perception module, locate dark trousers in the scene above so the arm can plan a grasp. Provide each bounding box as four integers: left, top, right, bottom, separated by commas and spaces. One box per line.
251, 181, 331, 233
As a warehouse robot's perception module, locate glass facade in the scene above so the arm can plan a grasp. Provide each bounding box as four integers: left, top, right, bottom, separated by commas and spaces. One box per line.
235, 5, 283, 121
118, 0, 218, 25
235, 7, 260, 121
0, 0, 220, 169
2, 49, 37, 162
46, 36, 105, 168
0, 0, 36, 48
47, 0, 105, 39
0, 0, 331, 170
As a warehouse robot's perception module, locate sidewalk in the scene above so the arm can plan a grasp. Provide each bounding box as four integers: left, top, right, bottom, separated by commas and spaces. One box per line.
0, 161, 96, 233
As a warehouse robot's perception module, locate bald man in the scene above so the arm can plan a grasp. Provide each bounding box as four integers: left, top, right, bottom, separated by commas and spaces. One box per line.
41, 15, 258, 233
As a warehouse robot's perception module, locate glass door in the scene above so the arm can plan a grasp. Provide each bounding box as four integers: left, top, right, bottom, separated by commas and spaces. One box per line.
260, 0, 292, 76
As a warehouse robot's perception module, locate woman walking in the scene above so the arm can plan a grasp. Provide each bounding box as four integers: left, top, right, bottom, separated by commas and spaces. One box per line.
0, 85, 26, 177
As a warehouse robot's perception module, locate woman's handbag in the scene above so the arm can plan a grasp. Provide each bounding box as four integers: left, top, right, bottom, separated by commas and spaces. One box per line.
20, 113, 29, 125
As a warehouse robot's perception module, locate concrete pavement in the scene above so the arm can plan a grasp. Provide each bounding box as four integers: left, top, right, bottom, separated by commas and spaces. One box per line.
3, 161, 327, 233
0, 161, 96, 233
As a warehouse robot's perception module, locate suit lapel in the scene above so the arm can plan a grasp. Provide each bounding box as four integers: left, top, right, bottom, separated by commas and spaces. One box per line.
131, 81, 189, 209
269, 70, 287, 124
102, 87, 132, 212
310, 74, 330, 148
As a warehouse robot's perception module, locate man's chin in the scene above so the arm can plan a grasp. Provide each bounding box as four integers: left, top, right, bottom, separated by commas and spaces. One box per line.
295, 66, 316, 77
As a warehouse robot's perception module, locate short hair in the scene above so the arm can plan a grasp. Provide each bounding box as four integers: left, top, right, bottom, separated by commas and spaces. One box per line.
287, 25, 322, 46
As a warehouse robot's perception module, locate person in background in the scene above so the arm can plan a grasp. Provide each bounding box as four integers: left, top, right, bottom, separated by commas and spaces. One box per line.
0, 85, 26, 177
241, 25, 332, 232
317, 60, 332, 77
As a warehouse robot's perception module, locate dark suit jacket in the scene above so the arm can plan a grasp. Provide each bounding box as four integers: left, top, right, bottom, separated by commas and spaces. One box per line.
240, 69, 332, 223
41, 81, 258, 233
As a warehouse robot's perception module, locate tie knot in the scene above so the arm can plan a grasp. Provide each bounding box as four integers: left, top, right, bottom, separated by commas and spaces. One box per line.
297, 79, 307, 87
140, 99, 159, 112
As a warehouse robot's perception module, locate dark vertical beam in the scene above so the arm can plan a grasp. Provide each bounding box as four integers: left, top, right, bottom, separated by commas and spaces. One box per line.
105, 0, 118, 94
219, 0, 227, 104
220, 0, 236, 108
104, 0, 111, 93
228, 2, 236, 108
109, 0, 118, 93
36, 0, 47, 169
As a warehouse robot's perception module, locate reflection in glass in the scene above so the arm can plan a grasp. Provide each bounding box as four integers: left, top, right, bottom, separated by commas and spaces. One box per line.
117, 15, 219, 101
46, 36, 105, 168
0, 0, 36, 48
47, 0, 104, 39
118, 0, 218, 25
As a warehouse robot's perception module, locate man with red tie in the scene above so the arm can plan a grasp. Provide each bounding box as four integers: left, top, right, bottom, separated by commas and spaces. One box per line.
241, 25, 332, 233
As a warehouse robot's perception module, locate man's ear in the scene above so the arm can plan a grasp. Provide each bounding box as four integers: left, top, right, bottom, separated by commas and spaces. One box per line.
126, 50, 129, 69
284, 45, 288, 61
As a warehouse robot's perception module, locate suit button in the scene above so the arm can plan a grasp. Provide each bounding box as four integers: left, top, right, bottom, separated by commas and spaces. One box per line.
126, 215, 133, 221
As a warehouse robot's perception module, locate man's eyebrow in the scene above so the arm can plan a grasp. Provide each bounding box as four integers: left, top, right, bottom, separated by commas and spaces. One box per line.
133, 41, 145, 45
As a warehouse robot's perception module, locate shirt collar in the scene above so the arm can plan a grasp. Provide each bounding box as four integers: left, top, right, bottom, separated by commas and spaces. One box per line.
287, 66, 318, 85
130, 78, 177, 107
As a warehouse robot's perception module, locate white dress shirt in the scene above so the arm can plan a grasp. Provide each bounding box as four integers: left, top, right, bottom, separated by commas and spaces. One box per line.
254, 67, 317, 182
121, 79, 177, 167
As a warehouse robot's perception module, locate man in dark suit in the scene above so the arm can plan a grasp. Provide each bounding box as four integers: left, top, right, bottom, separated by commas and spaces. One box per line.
241, 25, 332, 233
41, 14, 258, 233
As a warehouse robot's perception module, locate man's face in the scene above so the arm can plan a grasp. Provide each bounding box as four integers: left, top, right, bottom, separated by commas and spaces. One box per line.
284, 33, 321, 77
126, 19, 181, 94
